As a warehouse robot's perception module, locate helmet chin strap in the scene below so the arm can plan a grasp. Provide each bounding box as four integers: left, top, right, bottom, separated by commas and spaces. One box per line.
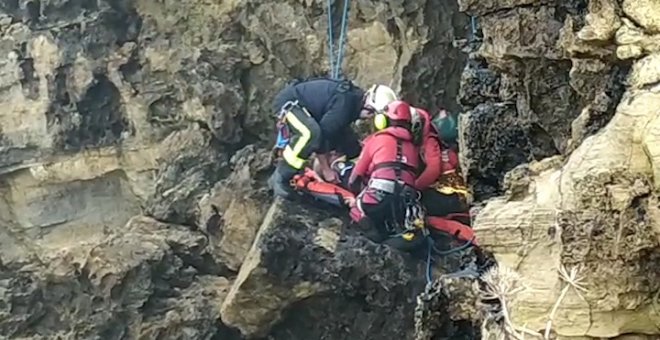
390, 120, 411, 130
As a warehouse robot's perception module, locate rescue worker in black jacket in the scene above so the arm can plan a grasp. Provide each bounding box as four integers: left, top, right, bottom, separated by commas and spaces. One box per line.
269, 77, 374, 199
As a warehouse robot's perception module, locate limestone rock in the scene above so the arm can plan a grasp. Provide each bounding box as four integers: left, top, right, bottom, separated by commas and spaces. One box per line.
0, 215, 235, 339
0, 0, 479, 338
479, 5, 565, 62
455, 1, 660, 338
628, 53, 660, 89
458, 102, 558, 199
145, 125, 229, 226
616, 18, 660, 59
459, 1, 632, 200
471, 55, 660, 338
197, 145, 272, 271
220, 199, 474, 339
567, 60, 629, 152
457, 0, 549, 16
400, 0, 469, 113
577, 0, 621, 43
622, 0, 660, 34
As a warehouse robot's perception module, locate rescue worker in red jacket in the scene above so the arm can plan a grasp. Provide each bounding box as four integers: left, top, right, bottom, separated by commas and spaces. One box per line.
346, 100, 426, 251
361, 85, 467, 218
410, 105, 443, 190
361, 85, 443, 191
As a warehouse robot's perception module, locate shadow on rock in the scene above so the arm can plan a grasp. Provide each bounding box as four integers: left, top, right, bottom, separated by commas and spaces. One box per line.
220, 198, 481, 340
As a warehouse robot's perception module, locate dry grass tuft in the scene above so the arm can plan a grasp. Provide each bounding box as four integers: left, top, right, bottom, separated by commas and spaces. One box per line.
543, 264, 588, 339
478, 264, 589, 340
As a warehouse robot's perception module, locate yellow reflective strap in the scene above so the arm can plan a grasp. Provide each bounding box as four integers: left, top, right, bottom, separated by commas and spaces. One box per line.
282, 110, 312, 170
283, 146, 305, 169
402, 232, 415, 241
437, 186, 469, 196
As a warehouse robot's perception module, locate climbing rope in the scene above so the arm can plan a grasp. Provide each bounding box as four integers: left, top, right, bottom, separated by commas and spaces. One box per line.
326, 0, 351, 79
424, 235, 474, 285
469, 16, 481, 43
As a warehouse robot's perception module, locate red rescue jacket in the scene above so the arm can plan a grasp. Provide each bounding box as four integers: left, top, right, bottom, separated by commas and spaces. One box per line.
411, 107, 462, 190
412, 107, 442, 190
349, 127, 420, 187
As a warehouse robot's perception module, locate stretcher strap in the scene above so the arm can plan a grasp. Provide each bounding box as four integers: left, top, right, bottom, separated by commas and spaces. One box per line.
426, 216, 478, 245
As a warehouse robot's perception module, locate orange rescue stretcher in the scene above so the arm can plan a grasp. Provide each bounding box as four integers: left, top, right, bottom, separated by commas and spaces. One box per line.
290, 168, 477, 244
290, 168, 356, 208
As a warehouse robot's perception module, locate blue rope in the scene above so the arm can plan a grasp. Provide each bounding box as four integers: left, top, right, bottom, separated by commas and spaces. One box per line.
425, 237, 433, 284
424, 235, 475, 285
432, 237, 473, 256
326, 0, 336, 78
469, 16, 482, 43
326, 0, 351, 79
333, 0, 350, 79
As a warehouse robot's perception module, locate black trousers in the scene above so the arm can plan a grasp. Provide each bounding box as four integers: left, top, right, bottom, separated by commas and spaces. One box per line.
359, 191, 426, 252
421, 189, 470, 219
360, 192, 400, 240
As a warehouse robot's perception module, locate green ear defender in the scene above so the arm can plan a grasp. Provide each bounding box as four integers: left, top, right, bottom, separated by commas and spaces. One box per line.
374, 112, 388, 130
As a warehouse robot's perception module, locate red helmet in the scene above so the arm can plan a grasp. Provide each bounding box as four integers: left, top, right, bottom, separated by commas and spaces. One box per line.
384, 100, 412, 122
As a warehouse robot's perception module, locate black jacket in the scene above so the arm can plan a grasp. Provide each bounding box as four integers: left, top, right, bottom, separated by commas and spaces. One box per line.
273, 77, 365, 151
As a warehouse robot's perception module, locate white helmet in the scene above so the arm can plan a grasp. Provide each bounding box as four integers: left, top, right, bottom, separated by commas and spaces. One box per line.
364, 84, 398, 113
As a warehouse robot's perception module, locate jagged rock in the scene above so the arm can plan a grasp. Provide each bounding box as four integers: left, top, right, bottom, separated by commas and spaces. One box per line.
458, 102, 558, 200
629, 53, 660, 89
197, 145, 272, 271
576, 0, 621, 43
414, 272, 481, 340
145, 125, 229, 226
567, 60, 629, 152
400, 0, 469, 113
220, 199, 474, 339
616, 18, 660, 60
479, 5, 565, 62
0, 215, 234, 339
454, 1, 660, 338
457, 0, 545, 16
622, 0, 660, 34
471, 52, 660, 337
458, 0, 635, 202
457, 58, 501, 109
0, 0, 476, 337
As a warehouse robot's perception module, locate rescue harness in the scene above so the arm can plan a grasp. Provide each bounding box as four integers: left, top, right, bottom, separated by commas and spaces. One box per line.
361, 131, 426, 238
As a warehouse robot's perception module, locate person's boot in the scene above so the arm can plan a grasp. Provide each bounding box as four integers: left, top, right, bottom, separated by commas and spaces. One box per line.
268, 160, 299, 199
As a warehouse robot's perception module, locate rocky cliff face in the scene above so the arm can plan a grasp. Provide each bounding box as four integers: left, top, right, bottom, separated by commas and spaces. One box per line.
460, 0, 660, 338
1, 0, 658, 339
0, 0, 478, 339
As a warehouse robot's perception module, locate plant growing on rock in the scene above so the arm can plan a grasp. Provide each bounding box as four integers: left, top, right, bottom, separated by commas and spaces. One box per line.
477, 263, 589, 340
478, 264, 540, 339
543, 264, 588, 339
